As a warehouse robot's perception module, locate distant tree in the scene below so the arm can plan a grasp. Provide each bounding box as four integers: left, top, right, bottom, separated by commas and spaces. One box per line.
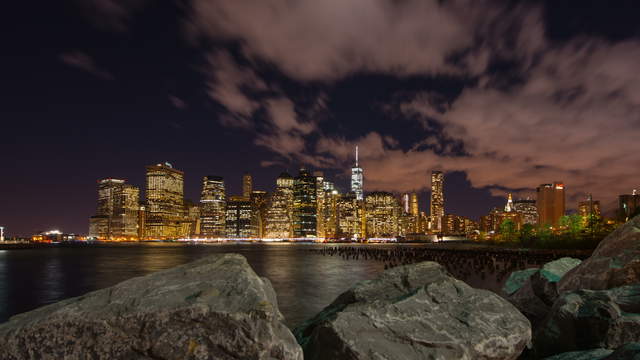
559, 214, 583, 240
499, 219, 517, 243
519, 223, 535, 247
536, 224, 554, 246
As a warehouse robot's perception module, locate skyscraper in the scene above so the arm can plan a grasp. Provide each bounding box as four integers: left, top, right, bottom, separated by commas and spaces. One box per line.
199, 176, 226, 238
293, 168, 317, 238
365, 192, 400, 238
89, 178, 140, 240
265, 172, 294, 238
513, 198, 538, 225
410, 193, 419, 216
225, 196, 257, 238
401, 193, 410, 214
250, 190, 269, 238
145, 162, 185, 239
536, 182, 566, 227
314, 171, 326, 238
430, 171, 445, 233
351, 146, 364, 201
337, 193, 364, 240
578, 197, 601, 226
242, 173, 253, 199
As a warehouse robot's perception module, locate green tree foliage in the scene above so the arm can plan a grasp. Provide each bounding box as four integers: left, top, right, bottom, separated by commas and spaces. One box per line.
499, 219, 517, 243
519, 223, 535, 247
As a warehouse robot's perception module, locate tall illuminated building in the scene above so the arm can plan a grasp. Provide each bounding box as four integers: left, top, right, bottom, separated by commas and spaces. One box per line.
323, 188, 339, 239
314, 171, 326, 238
89, 178, 140, 240
337, 193, 364, 240
351, 146, 364, 201
536, 182, 565, 227
265, 172, 294, 238
250, 190, 269, 238
365, 192, 399, 238
430, 171, 445, 233
183, 200, 201, 237
225, 195, 257, 238
401, 193, 410, 214
410, 193, 419, 216
578, 197, 601, 226
513, 198, 538, 225
293, 168, 317, 238
199, 176, 226, 238
242, 173, 253, 199
145, 162, 185, 239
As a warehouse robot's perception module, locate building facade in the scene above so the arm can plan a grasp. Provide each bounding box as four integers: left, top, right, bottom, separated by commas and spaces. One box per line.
430, 171, 445, 232
242, 173, 253, 198
513, 198, 538, 225
618, 191, 640, 222
265, 172, 294, 238
293, 169, 318, 238
536, 182, 565, 227
225, 196, 257, 238
199, 176, 226, 238
250, 190, 269, 238
365, 192, 399, 238
144, 163, 185, 239
337, 193, 364, 240
89, 178, 140, 240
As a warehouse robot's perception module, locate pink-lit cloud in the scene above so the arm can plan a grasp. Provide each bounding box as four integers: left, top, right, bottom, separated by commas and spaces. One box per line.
59, 51, 114, 80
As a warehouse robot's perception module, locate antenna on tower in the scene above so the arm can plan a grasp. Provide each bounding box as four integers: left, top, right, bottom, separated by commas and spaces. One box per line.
355, 145, 359, 167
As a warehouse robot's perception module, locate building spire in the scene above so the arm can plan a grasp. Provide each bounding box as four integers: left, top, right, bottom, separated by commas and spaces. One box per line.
355, 145, 359, 167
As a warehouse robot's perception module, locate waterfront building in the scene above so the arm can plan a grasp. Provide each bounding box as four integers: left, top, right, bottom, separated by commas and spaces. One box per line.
430, 171, 445, 233
314, 171, 326, 238
89, 178, 140, 240
365, 192, 399, 238
0, 226, 4, 241
401, 193, 410, 214
144, 163, 185, 239
397, 213, 415, 237
410, 193, 419, 216
265, 172, 295, 238
250, 190, 269, 238
225, 195, 257, 238
442, 214, 477, 235
513, 198, 538, 225
337, 193, 364, 240
242, 173, 253, 198
184, 200, 201, 237
199, 176, 226, 238
536, 182, 565, 227
619, 190, 640, 222
578, 196, 601, 226
351, 146, 364, 201
293, 168, 318, 238
323, 189, 339, 239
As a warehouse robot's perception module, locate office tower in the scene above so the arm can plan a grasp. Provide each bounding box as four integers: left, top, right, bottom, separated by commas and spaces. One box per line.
430, 171, 445, 232
144, 162, 185, 239
401, 193, 410, 214
442, 215, 478, 235
183, 200, 201, 237
89, 178, 140, 240
323, 189, 339, 239
293, 168, 318, 238
365, 192, 399, 238
618, 190, 640, 222
513, 198, 538, 225
250, 190, 269, 238
578, 197, 601, 226
265, 172, 295, 238
314, 171, 326, 238
0, 226, 4, 241
351, 146, 364, 201
225, 196, 257, 238
199, 176, 226, 238
242, 173, 253, 199
410, 193, 419, 217
536, 182, 566, 227
337, 193, 364, 240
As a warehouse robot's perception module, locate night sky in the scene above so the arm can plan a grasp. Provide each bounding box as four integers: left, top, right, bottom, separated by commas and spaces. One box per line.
3, 0, 640, 236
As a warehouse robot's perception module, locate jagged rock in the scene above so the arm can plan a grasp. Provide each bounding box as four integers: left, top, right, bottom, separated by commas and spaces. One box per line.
542, 348, 613, 360
503, 268, 539, 296
534, 285, 640, 358
558, 215, 640, 294
605, 342, 640, 359
531, 257, 582, 306
0, 254, 303, 360
295, 261, 531, 360
504, 258, 581, 328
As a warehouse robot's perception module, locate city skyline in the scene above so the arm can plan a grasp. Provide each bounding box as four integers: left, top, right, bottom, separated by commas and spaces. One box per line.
3, 1, 640, 236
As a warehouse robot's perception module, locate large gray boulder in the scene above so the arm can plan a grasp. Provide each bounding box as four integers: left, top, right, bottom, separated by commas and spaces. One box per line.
534, 285, 640, 358
558, 215, 640, 294
504, 258, 581, 328
542, 343, 640, 360
295, 261, 531, 360
0, 254, 303, 360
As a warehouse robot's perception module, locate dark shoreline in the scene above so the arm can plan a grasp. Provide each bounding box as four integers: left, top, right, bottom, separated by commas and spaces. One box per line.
0, 241, 594, 258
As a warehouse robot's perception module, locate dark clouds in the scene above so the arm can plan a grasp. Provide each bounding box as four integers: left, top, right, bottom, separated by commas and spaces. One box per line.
187, 0, 640, 211
59, 51, 114, 80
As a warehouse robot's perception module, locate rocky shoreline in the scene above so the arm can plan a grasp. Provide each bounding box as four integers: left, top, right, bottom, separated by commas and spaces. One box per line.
0, 216, 638, 359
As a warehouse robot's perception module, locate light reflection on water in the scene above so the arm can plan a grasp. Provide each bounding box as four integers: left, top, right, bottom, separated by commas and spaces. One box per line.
0, 243, 384, 328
